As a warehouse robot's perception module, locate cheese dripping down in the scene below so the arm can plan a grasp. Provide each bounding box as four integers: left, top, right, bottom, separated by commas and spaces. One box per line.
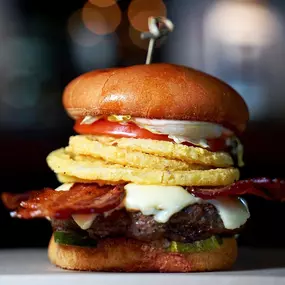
55, 183, 250, 230
55, 183, 97, 230
124, 183, 249, 229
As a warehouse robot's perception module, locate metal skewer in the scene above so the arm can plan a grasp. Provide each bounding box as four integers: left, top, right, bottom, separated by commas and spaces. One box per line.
141, 16, 174, 64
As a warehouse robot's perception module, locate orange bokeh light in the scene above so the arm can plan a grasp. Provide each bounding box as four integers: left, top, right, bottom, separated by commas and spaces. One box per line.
88, 0, 116, 8
128, 0, 167, 32
82, 2, 121, 35
68, 9, 102, 46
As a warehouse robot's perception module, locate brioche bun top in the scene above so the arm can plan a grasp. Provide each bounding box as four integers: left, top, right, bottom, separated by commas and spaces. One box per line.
63, 63, 249, 133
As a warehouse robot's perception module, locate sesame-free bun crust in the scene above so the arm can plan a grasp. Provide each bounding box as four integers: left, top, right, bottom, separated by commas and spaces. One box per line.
63, 63, 249, 133
48, 235, 238, 272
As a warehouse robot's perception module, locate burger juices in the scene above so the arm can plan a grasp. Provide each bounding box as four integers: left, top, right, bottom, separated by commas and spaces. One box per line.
2, 63, 285, 272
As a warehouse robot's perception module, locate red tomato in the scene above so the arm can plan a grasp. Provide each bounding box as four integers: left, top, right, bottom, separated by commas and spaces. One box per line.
74, 119, 172, 141
207, 138, 228, 152
74, 119, 229, 152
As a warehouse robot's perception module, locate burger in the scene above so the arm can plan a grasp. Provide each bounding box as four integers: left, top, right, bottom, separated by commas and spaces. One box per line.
2, 63, 284, 272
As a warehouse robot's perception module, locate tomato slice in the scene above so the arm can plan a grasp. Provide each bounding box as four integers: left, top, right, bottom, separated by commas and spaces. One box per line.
74, 119, 229, 152
207, 138, 229, 153
74, 119, 172, 141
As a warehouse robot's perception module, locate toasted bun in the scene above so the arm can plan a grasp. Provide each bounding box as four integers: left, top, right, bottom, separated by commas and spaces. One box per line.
63, 63, 249, 133
48, 235, 238, 272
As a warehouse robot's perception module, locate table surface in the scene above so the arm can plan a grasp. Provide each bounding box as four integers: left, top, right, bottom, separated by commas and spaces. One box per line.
1, 247, 285, 285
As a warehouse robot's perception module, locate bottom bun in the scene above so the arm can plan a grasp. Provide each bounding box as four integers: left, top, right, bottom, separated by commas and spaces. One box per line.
48, 235, 237, 272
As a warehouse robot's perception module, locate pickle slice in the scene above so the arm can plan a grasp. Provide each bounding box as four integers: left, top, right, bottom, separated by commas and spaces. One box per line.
168, 236, 223, 253
54, 231, 97, 247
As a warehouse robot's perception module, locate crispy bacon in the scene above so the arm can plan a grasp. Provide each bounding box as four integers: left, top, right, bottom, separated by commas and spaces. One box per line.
2, 177, 285, 220
1, 184, 125, 219
188, 177, 285, 201
2, 191, 39, 210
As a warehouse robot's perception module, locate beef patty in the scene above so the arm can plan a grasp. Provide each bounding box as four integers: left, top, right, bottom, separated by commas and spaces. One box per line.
51, 203, 243, 243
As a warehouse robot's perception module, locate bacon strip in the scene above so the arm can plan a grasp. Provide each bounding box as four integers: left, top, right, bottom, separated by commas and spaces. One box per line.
188, 177, 285, 201
1, 184, 125, 219
2, 177, 284, 220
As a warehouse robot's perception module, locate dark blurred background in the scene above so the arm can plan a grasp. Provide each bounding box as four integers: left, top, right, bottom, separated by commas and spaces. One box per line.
0, 0, 285, 248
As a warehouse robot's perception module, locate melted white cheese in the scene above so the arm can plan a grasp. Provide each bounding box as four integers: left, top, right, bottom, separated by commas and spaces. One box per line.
209, 197, 250, 230
124, 184, 201, 223
124, 183, 250, 229
55, 183, 74, 191
72, 214, 97, 230
54, 183, 250, 230
55, 184, 96, 229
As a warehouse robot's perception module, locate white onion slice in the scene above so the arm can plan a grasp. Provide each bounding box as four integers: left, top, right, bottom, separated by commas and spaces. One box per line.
132, 118, 232, 140
79, 115, 244, 166
80, 116, 233, 148
80, 115, 232, 140
80, 116, 101, 125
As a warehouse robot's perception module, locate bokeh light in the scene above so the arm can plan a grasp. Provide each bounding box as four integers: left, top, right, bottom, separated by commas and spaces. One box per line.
204, 1, 282, 47
70, 34, 118, 73
82, 2, 121, 35
1, 36, 52, 110
128, 0, 167, 32
202, 1, 283, 121
3, 77, 40, 109
68, 9, 102, 47
129, 25, 149, 50
88, 0, 116, 8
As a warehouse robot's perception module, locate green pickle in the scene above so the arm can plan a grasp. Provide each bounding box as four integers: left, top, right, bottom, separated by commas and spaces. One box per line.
168, 236, 223, 253
54, 231, 222, 251
54, 231, 97, 247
